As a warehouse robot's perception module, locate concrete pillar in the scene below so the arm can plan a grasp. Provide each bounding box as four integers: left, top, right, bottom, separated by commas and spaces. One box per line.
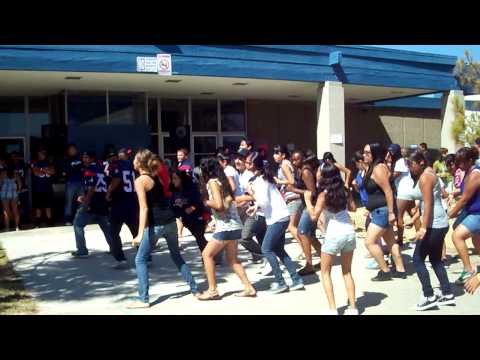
441, 90, 464, 153
316, 81, 345, 165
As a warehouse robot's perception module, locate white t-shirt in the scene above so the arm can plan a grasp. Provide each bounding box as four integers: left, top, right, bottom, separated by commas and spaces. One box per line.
252, 176, 289, 225
224, 165, 243, 197
239, 170, 255, 194
394, 158, 413, 193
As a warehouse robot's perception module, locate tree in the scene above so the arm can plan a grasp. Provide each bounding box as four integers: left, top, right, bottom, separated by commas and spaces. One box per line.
452, 50, 480, 146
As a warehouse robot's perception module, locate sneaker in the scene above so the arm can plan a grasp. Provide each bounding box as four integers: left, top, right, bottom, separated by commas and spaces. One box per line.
261, 263, 273, 276
391, 270, 407, 279
71, 251, 89, 258
320, 309, 339, 315
414, 295, 439, 311
298, 266, 316, 276
437, 294, 456, 306
344, 308, 359, 315
15, 227, 20, 232
455, 270, 476, 285
248, 257, 264, 265
366, 259, 380, 270
112, 260, 129, 270
289, 280, 305, 292
65, 222, 73, 226
267, 283, 289, 295
371, 270, 392, 282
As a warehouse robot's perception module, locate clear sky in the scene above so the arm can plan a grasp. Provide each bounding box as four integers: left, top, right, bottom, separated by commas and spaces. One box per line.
367, 45, 480, 60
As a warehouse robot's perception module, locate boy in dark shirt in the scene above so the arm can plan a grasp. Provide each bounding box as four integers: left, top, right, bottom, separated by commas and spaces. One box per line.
63, 144, 84, 225
31, 149, 55, 227
71, 151, 114, 258
105, 148, 138, 268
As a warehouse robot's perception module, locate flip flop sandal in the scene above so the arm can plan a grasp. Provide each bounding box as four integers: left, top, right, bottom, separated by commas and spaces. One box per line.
126, 301, 150, 309
197, 290, 222, 301
298, 267, 316, 276
234, 290, 257, 298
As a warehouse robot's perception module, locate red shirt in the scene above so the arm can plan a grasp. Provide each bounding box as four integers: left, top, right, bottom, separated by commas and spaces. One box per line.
157, 163, 172, 198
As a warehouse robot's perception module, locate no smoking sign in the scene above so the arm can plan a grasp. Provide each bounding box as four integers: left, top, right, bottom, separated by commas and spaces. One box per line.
157, 54, 172, 76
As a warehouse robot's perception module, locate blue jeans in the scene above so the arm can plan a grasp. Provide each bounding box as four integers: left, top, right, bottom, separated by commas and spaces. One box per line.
413, 227, 452, 297
64, 181, 84, 222
135, 222, 199, 303
261, 219, 303, 287
73, 206, 113, 255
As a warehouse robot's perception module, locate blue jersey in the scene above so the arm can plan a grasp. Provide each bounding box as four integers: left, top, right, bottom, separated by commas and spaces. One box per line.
83, 162, 110, 215
31, 160, 54, 193
355, 171, 368, 207
109, 159, 137, 207
64, 155, 84, 182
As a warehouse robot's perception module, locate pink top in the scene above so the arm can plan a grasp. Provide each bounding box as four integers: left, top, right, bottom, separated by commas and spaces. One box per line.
454, 169, 465, 189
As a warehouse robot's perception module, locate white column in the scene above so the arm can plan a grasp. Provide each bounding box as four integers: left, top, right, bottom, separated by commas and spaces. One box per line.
316, 81, 345, 165
441, 90, 464, 153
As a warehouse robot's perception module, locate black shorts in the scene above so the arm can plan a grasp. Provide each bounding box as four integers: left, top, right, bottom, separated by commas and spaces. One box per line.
32, 191, 54, 209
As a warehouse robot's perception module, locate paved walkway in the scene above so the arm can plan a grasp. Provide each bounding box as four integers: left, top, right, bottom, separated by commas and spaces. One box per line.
1, 215, 479, 315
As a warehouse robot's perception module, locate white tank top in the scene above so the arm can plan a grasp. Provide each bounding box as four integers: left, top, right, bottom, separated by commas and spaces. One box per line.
323, 208, 355, 240
207, 179, 242, 232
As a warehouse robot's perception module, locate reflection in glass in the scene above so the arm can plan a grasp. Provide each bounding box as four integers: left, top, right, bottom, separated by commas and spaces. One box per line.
29, 97, 50, 138
68, 94, 107, 126
148, 97, 158, 133
109, 93, 146, 125
161, 99, 188, 132
222, 136, 244, 153
194, 136, 217, 154
191, 100, 217, 132
221, 101, 246, 131
0, 97, 26, 136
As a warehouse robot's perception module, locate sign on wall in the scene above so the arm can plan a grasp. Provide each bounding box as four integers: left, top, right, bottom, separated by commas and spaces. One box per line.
157, 54, 172, 76
136, 57, 158, 73
136, 54, 173, 75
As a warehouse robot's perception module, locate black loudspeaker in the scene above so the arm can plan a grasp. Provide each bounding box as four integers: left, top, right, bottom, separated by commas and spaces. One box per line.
169, 125, 190, 150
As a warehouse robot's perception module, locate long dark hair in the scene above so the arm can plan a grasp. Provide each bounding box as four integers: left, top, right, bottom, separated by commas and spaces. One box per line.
249, 151, 275, 184
169, 169, 194, 192
323, 151, 336, 163
408, 150, 428, 184
318, 164, 347, 213
200, 157, 233, 198
455, 146, 479, 166
364, 143, 387, 181
273, 144, 289, 158
303, 149, 320, 172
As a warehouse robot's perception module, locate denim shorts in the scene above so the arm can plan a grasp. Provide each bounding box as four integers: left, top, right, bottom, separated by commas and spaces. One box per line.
453, 210, 480, 234
212, 229, 243, 241
322, 233, 356, 255
286, 198, 303, 216
369, 206, 390, 229
298, 208, 316, 237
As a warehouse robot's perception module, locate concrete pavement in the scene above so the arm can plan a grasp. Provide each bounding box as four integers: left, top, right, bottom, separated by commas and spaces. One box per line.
1, 217, 479, 315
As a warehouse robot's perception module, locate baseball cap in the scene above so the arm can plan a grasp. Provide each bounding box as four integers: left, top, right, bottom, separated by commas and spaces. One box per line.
388, 144, 401, 159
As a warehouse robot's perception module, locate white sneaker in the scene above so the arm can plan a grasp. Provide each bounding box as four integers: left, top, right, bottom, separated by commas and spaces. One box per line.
344, 308, 359, 315
321, 309, 339, 315
261, 262, 273, 276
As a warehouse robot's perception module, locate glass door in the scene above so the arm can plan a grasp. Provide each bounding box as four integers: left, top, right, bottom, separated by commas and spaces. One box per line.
193, 135, 217, 166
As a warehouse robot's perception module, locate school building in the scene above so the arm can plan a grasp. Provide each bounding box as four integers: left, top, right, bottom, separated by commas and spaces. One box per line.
0, 45, 467, 170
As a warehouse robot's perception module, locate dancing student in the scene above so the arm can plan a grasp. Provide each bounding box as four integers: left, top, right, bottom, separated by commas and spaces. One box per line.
234, 150, 265, 264
362, 143, 406, 281
289, 150, 323, 276
31, 149, 56, 227
447, 147, 480, 285
197, 157, 256, 300
305, 164, 358, 315
273, 145, 303, 248
0, 166, 21, 231
320, 152, 352, 188
127, 149, 200, 309
408, 151, 455, 310
245, 154, 305, 294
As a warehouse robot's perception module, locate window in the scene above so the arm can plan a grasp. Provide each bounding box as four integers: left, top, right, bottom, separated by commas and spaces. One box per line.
29, 97, 50, 138
109, 93, 146, 125
222, 135, 244, 153
148, 97, 158, 133
0, 97, 26, 136
221, 101, 246, 131
161, 99, 188, 132
193, 135, 217, 165
191, 100, 217, 132
68, 94, 107, 126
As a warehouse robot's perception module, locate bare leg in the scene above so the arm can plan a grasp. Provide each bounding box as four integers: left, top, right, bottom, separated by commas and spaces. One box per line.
224, 240, 256, 293
320, 252, 336, 310
2, 200, 11, 228
11, 200, 20, 228
453, 225, 475, 273
202, 240, 226, 291
383, 226, 405, 272
364, 223, 390, 272
341, 250, 356, 310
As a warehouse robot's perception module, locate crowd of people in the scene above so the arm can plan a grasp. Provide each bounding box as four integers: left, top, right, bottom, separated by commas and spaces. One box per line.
1, 136, 480, 313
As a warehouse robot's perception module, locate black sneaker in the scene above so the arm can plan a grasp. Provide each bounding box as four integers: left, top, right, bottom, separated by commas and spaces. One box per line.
437, 294, 455, 306
391, 270, 407, 279
414, 295, 439, 311
371, 270, 392, 282
71, 251, 89, 258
